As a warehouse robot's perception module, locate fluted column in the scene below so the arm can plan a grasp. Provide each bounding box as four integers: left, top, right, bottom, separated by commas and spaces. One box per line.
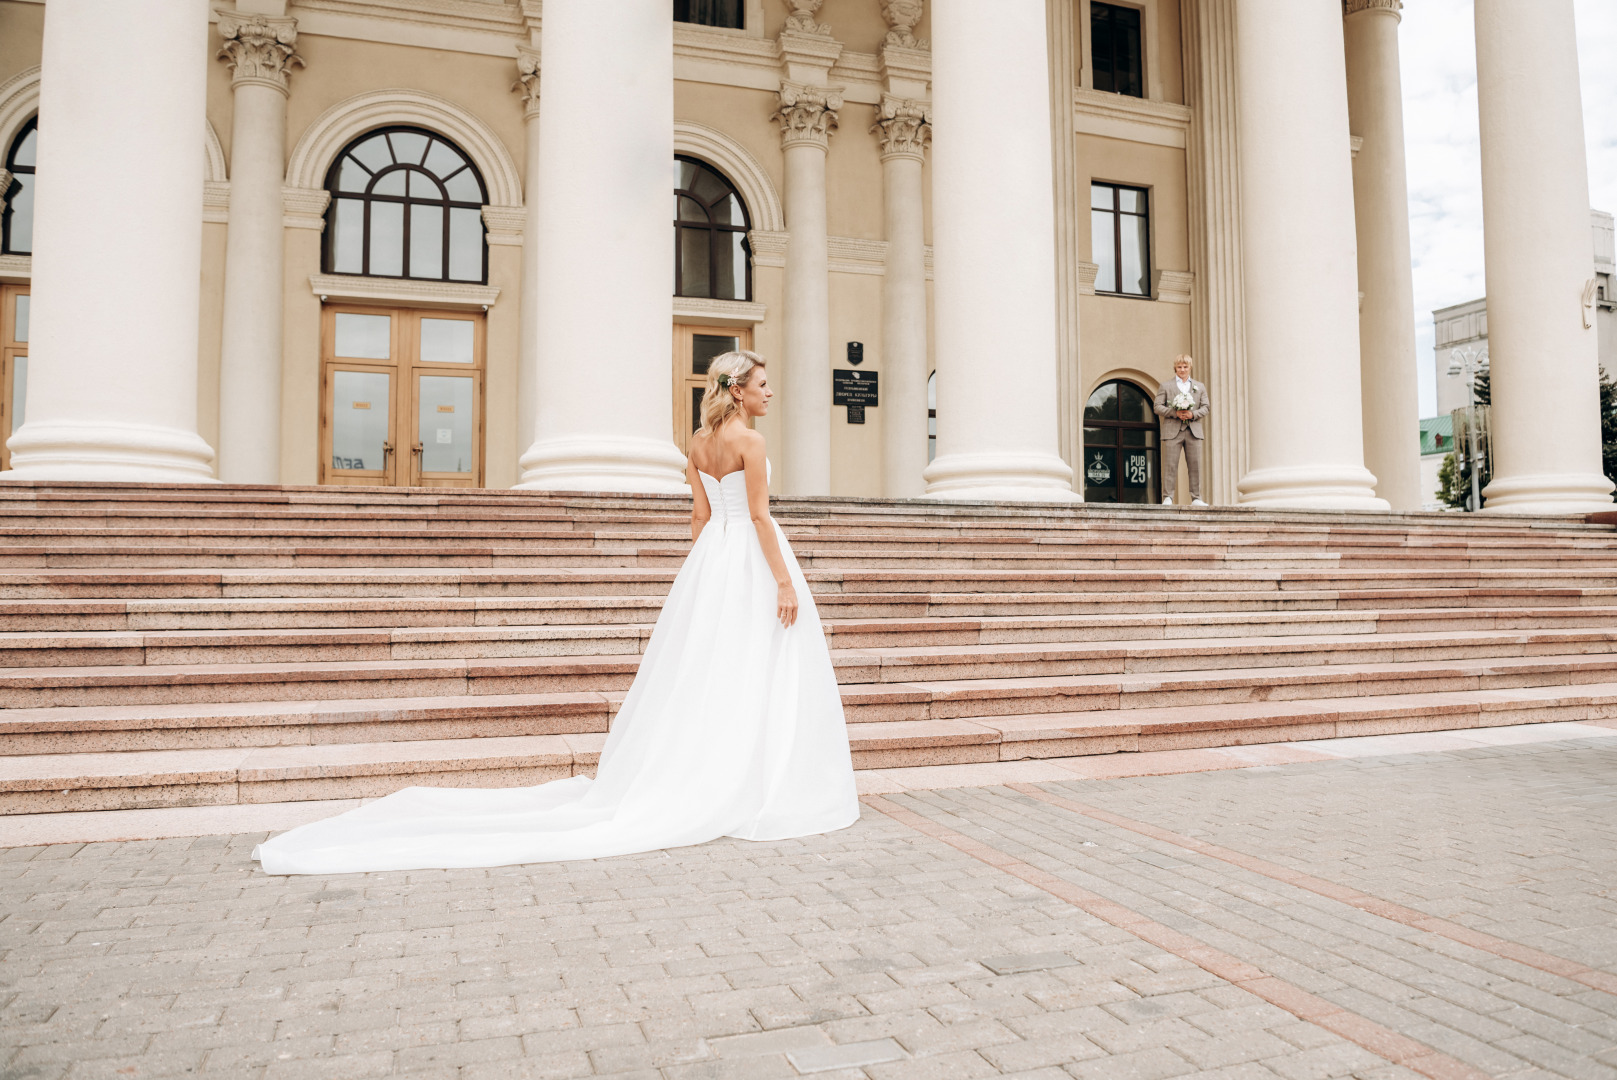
923, 0, 1077, 501
516, 0, 686, 492
513, 46, 541, 484
5, 0, 216, 481
775, 82, 841, 496
215, 12, 300, 484
1344, 0, 1421, 511
1232, 0, 1385, 509
1474, 0, 1614, 513
875, 95, 930, 498
1046, 0, 1085, 481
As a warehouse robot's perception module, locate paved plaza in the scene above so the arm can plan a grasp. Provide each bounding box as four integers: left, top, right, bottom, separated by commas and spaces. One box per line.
2, 732, 1615, 1080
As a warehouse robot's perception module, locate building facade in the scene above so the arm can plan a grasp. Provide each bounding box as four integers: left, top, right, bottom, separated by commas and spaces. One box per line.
0, 0, 1610, 513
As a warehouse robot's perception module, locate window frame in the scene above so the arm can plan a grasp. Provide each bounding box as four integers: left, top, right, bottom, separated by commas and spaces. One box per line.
1082, 378, 1159, 504
674, 154, 753, 303
2, 116, 37, 256
321, 126, 490, 285
1090, 181, 1152, 299
1090, 1, 1145, 99
673, 0, 745, 30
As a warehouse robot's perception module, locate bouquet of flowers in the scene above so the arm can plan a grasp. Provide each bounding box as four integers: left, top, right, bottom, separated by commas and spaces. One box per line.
1171, 390, 1196, 412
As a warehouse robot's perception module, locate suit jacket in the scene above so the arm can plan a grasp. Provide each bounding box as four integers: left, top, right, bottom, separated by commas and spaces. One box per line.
1155, 378, 1210, 440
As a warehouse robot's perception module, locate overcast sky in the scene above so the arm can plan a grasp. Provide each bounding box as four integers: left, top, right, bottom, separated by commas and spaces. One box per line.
1400, 0, 1617, 415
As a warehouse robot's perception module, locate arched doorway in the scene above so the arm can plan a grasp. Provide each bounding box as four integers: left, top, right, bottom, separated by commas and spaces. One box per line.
1082, 379, 1159, 503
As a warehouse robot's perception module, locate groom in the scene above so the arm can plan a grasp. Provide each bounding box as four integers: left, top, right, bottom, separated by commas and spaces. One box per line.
1154, 354, 1210, 506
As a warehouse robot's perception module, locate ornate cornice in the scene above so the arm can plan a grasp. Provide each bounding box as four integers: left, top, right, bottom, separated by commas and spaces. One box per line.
1343, 0, 1402, 19
216, 12, 303, 95
872, 94, 930, 160
784, 0, 830, 36
513, 46, 541, 119
310, 273, 500, 311
282, 186, 332, 231
880, 0, 926, 49
481, 204, 526, 246
774, 82, 843, 150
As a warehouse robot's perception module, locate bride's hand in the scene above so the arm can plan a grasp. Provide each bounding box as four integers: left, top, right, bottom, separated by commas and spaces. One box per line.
777, 581, 798, 629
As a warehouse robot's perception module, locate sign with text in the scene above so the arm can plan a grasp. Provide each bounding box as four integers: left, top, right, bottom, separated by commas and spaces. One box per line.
833, 369, 877, 427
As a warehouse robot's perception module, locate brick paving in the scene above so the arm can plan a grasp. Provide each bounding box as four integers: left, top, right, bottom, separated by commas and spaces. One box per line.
2, 737, 1615, 1078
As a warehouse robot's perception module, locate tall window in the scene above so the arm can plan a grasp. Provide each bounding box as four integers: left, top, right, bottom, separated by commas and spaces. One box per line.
674, 0, 743, 29
2, 118, 36, 256
324, 127, 488, 284
1091, 182, 1150, 297
1091, 2, 1143, 98
675, 156, 751, 301
1083, 379, 1158, 504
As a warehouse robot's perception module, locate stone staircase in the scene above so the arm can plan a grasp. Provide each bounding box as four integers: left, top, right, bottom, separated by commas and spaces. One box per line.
0, 481, 1614, 820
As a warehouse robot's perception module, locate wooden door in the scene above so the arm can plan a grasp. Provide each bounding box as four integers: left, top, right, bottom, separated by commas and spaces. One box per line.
0, 284, 28, 471
672, 324, 752, 454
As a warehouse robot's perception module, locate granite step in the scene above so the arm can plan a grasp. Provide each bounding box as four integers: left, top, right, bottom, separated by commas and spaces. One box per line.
3, 682, 1613, 814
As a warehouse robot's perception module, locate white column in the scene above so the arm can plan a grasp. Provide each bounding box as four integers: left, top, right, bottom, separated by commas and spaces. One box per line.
775, 82, 841, 496
1474, 0, 1614, 513
215, 12, 299, 485
514, 46, 541, 482
923, 0, 1077, 501
1232, 0, 1385, 509
515, 0, 686, 492
1344, 0, 1422, 511
5, 0, 216, 482
875, 95, 930, 498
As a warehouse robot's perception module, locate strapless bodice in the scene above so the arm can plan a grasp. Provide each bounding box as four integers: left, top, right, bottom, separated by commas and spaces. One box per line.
698, 460, 769, 525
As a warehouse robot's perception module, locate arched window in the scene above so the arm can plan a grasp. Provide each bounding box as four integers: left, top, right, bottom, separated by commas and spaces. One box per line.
1083, 379, 1158, 503
675, 156, 750, 301
324, 127, 488, 283
927, 371, 937, 463
2, 117, 36, 256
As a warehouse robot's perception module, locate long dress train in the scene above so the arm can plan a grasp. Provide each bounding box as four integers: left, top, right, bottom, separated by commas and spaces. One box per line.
254, 464, 859, 874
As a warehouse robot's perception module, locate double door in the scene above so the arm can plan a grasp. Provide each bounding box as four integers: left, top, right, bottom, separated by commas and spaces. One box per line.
672, 323, 752, 454
0, 284, 26, 471
320, 304, 484, 487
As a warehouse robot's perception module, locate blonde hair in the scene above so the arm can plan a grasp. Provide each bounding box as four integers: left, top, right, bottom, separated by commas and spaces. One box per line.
698, 350, 766, 435
1173, 354, 1194, 370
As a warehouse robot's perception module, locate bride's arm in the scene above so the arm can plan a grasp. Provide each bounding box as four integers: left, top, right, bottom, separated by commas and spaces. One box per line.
687, 457, 712, 541
741, 433, 798, 628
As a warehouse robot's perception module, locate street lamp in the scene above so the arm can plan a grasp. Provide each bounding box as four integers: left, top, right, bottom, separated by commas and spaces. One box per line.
1446, 343, 1489, 512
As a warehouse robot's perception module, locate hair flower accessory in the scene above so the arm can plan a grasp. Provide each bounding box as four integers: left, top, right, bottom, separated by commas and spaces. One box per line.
717, 373, 734, 388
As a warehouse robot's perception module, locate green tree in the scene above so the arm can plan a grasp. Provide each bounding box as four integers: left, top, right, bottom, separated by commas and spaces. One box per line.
1601, 367, 1617, 487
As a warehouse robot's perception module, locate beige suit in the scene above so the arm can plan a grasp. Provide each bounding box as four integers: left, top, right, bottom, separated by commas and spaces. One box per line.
1154, 378, 1210, 502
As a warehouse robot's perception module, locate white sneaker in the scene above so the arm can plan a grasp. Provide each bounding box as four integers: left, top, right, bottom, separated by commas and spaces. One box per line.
1191, 498, 1208, 507
1162, 497, 1173, 505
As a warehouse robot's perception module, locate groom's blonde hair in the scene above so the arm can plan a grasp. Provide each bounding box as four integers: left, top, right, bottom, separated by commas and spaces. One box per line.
1173, 354, 1194, 370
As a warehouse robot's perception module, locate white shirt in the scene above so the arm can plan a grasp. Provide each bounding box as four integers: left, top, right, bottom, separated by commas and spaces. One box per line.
1175, 376, 1193, 397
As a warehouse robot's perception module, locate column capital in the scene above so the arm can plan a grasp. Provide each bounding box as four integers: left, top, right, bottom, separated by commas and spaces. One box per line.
216, 11, 302, 95
872, 94, 931, 161
774, 82, 843, 151
784, 0, 831, 36
513, 46, 541, 119
1343, 0, 1402, 20
881, 0, 927, 49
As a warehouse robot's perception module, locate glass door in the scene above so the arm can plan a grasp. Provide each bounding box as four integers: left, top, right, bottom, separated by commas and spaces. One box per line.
320, 305, 485, 487
0, 285, 28, 471
672, 323, 751, 455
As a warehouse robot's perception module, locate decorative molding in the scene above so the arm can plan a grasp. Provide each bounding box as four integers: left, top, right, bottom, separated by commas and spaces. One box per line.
1343, 0, 1403, 18
204, 181, 232, 224
204, 121, 228, 183
783, 0, 830, 36
216, 11, 302, 95
1078, 261, 1099, 295
675, 121, 785, 232
873, 94, 931, 160
828, 236, 888, 275
880, 0, 927, 49
283, 186, 332, 230
749, 230, 789, 268
0, 254, 29, 282
285, 88, 524, 207
673, 297, 768, 326
1156, 269, 1195, 304
0, 66, 40, 156
0, 168, 10, 211
481, 205, 525, 246
513, 46, 541, 119
1350, 134, 1364, 158
309, 273, 500, 310
1073, 88, 1192, 149
274, 0, 522, 54
877, 44, 931, 97
774, 82, 844, 150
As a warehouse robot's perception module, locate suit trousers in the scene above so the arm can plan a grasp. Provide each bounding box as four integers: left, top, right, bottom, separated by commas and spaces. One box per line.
1162, 430, 1203, 501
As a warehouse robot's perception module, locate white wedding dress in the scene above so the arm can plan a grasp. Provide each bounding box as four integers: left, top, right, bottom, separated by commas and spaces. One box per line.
255, 463, 859, 875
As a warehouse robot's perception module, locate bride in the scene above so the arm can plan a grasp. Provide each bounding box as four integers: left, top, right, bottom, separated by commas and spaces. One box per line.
255, 351, 859, 874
